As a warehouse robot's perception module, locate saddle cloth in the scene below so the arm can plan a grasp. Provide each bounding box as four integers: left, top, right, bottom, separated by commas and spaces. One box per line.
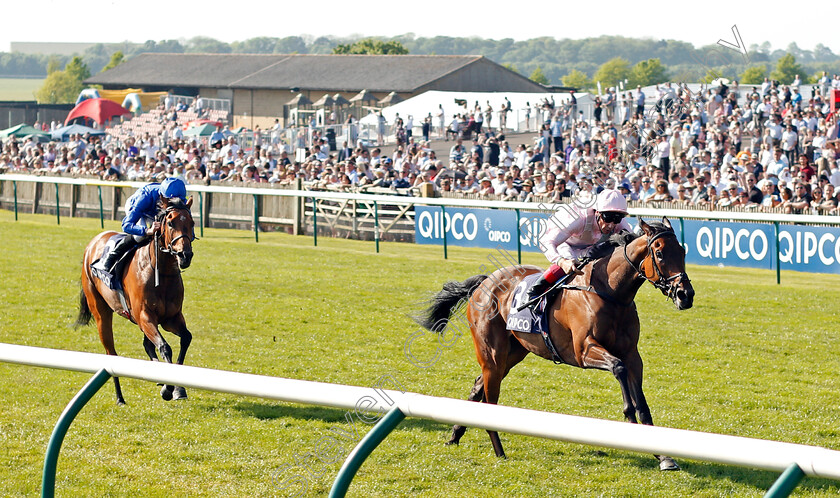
91, 234, 127, 290
506, 273, 551, 335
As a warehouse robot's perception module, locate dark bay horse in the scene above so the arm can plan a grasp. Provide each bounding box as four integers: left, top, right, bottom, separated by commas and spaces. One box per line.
416, 218, 694, 470
75, 197, 195, 405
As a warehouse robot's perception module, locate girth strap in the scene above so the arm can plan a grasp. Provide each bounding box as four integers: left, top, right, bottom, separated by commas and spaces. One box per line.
535, 299, 566, 365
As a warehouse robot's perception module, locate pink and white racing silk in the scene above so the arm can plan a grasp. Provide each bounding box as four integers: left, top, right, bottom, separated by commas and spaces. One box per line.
539, 203, 633, 263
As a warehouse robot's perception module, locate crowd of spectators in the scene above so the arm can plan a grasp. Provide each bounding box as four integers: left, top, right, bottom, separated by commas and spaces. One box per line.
3, 76, 840, 215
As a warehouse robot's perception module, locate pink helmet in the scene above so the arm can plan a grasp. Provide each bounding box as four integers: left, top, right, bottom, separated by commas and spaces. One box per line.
595, 189, 628, 214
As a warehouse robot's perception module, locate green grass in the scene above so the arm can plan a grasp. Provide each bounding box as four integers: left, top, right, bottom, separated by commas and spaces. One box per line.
1, 209, 839, 497
0, 78, 44, 101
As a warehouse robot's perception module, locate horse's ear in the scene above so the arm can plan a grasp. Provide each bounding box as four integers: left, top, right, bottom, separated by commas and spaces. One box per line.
186, 196, 193, 209
638, 218, 653, 236
661, 216, 672, 231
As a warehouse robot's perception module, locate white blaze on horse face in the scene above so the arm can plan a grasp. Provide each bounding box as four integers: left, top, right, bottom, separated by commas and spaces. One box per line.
180, 215, 186, 221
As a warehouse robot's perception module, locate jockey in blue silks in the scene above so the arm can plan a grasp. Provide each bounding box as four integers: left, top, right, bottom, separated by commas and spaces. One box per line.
92, 177, 187, 273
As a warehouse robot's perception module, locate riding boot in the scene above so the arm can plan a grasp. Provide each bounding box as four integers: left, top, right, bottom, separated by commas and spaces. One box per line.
525, 275, 554, 303
93, 236, 135, 273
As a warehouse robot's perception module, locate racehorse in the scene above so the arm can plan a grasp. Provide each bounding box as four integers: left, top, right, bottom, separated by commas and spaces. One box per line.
416, 218, 694, 470
75, 196, 195, 405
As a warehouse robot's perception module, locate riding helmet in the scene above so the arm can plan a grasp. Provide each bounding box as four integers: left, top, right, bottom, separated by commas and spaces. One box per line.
160, 177, 187, 200
595, 188, 628, 214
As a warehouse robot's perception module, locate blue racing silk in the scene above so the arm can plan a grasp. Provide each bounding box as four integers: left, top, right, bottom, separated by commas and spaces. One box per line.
121, 183, 162, 236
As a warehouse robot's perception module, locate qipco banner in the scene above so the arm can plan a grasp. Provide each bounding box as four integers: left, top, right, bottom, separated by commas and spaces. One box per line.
414, 206, 550, 253
414, 206, 840, 275
667, 219, 840, 274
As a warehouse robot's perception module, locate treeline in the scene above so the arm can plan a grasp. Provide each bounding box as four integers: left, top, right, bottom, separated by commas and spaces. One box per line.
4, 35, 840, 86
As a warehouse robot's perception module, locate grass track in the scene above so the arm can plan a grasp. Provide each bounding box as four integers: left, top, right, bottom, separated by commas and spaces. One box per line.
1, 209, 839, 497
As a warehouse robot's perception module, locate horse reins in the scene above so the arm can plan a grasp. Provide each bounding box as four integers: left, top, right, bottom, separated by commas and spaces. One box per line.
156, 205, 196, 256
623, 229, 690, 301
152, 205, 196, 286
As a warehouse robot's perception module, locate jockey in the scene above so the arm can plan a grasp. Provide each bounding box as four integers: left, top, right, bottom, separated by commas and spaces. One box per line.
92, 177, 188, 273
526, 189, 633, 303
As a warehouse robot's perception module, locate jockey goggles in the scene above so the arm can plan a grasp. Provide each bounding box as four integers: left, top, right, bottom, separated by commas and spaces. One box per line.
599, 211, 625, 224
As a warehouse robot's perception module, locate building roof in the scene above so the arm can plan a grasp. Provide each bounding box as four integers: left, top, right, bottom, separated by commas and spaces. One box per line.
86, 54, 290, 88
86, 53, 544, 93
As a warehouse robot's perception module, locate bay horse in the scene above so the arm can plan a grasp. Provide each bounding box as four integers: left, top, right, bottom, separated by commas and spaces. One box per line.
75, 196, 195, 405
416, 218, 694, 470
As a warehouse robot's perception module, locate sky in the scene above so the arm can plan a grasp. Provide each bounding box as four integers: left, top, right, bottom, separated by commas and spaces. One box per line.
3, 1, 834, 55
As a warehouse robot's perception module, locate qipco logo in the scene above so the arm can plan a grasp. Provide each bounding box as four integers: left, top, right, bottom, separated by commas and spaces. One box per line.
417, 210, 478, 241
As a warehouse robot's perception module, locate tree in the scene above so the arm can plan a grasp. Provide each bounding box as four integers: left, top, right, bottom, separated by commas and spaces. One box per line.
771, 53, 809, 84
700, 68, 724, 84
333, 39, 408, 55
630, 58, 668, 87
274, 36, 307, 54
740, 65, 767, 84
46, 56, 62, 75
593, 57, 631, 90
132, 39, 184, 56
529, 66, 549, 85
36, 57, 91, 104
232, 37, 277, 54
65, 56, 90, 82
35, 70, 82, 104
154, 40, 185, 53
102, 51, 125, 72
186, 37, 232, 54
814, 43, 835, 62
562, 69, 591, 90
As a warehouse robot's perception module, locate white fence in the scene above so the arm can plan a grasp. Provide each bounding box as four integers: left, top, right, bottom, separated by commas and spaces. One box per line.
2, 343, 840, 495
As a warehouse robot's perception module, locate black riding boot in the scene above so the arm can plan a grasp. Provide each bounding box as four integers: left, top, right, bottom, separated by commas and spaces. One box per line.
94, 236, 135, 273
525, 275, 553, 303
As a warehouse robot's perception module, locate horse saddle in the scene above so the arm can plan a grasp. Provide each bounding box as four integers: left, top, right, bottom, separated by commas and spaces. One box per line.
91, 234, 136, 291
91, 234, 149, 322
508, 274, 567, 364
507, 274, 553, 335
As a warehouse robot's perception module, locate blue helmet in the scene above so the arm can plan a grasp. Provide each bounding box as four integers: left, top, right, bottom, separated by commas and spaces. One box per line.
159, 177, 187, 200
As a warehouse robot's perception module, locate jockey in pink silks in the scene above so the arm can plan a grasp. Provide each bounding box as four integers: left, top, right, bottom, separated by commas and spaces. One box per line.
525, 189, 633, 303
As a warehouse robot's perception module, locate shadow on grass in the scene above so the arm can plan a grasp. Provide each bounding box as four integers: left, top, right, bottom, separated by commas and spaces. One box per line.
223, 400, 448, 434
611, 451, 840, 494
207, 399, 840, 494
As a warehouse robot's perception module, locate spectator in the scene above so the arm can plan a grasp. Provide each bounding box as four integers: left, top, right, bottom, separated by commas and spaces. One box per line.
645, 179, 672, 203
784, 184, 811, 214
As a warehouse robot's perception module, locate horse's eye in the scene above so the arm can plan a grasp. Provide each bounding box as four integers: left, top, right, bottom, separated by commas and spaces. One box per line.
655, 250, 663, 259
167, 221, 173, 228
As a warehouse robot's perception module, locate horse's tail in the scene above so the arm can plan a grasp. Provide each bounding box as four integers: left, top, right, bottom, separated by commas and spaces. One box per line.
74, 286, 92, 329
414, 275, 489, 331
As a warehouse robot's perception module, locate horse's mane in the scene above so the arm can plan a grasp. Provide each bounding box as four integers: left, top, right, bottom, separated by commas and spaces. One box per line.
607, 230, 638, 247
607, 220, 674, 248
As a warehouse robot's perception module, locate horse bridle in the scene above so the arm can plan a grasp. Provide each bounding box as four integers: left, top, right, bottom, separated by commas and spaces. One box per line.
155, 205, 196, 256
623, 229, 690, 301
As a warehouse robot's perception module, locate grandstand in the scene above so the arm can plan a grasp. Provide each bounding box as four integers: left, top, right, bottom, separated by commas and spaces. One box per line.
107, 105, 229, 143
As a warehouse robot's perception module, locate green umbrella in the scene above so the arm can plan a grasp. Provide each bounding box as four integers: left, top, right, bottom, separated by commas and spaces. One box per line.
0, 124, 50, 138
183, 123, 217, 137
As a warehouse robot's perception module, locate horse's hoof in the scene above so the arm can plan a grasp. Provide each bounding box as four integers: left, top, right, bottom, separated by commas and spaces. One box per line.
659, 457, 680, 471
161, 385, 173, 401
116, 399, 126, 406
172, 386, 188, 400
445, 439, 459, 446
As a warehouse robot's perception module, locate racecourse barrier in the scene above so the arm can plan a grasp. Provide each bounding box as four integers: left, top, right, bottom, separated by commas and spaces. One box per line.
2, 174, 840, 281
1, 343, 839, 497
